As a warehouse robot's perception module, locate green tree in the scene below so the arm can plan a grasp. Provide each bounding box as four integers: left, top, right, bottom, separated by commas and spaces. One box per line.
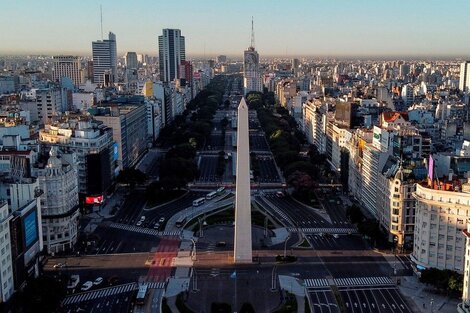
117, 168, 148, 188
166, 143, 196, 160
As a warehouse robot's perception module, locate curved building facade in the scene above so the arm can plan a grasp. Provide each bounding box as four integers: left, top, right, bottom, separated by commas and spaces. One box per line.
37, 147, 79, 254
412, 183, 470, 273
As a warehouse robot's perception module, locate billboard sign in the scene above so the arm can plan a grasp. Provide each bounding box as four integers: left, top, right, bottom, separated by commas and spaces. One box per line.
428, 154, 434, 181
113, 143, 118, 161
23, 210, 38, 248
85, 195, 103, 204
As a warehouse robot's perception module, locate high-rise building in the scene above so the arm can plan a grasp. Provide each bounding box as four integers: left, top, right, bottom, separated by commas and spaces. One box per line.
52, 56, 81, 87
243, 19, 262, 94
158, 29, 185, 82
91, 100, 148, 170
125, 52, 138, 70
460, 61, 470, 92
36, 88, 62, 125
92, 32, 117, 85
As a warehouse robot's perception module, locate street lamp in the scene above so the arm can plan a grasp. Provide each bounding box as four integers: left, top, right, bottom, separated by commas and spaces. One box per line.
190, 239, 197, 261
430, 298, 434, 313
284, 234, 291, 259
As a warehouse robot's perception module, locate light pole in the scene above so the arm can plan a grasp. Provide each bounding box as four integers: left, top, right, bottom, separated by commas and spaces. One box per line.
271, 266, 277, 291
190, 239, 197, 261
430, 298, 434, 313
264, 216, 268, 238
284, 234, 291, 259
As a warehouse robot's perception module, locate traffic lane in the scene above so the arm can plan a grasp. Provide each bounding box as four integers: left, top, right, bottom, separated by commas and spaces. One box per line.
258, 158, 281, 183
323, 255, 393, 278
307, 234, 367, 250
254, 196, 296, 227
114, 190, 147, 225
308, 289, 340, 313
266, 194, 331, 228
60, 290, 135, 313
340, 287, 412, 313
321, 195, 351, 227
90, 226, 159, 254
145, 191, 204, 225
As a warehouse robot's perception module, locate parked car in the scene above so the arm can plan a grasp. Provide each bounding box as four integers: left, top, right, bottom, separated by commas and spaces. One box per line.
159, 217, 165, 223
80, 281, 93, 291
53, 263, 64, 268
136, 221, 142, 226
154, 223, 160, 230
93, 277, 103, 285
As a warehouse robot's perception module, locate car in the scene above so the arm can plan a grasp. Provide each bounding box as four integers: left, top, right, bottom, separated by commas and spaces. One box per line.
140, 216, 146, 222
153, 223, 160, 230
93, 277, 103, 285
276, 191, 284, 198
216, 241, 227, 247
53, 263, 64, 268
80, 281, 93, 291
159, 217, 165, 223
136, 221, 143, 226
333, 234, 340, 239
67, 275, 80, 289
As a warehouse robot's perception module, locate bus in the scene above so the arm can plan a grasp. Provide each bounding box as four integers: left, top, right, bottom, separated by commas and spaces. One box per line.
175, 216, 187, 228
135, 284, 148, 305
205, 191, 217, 200
193, 197, 205, 206
216, 186, 225, 194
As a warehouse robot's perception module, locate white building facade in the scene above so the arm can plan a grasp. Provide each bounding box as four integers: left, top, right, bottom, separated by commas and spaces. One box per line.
36, 147, 79, 254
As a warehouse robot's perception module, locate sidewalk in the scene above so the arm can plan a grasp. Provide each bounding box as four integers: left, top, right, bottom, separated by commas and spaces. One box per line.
83, 188, 126, 234
398, 275, 460, 313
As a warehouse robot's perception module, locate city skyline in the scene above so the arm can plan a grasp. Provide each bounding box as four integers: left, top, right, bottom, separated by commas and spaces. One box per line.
2, 0, 470, 57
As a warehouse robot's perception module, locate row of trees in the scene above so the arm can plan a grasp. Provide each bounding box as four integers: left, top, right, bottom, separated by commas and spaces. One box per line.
152, 75, 229, 191
420, 267, 463, 295
245, 91, 331, 199
157, 75, 227, 149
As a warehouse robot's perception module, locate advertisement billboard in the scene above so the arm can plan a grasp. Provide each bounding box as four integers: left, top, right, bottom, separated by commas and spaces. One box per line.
428, 154, 434, 181
113, 143, 119, 161
23, 210, 38, 248
85, 195, 103, 204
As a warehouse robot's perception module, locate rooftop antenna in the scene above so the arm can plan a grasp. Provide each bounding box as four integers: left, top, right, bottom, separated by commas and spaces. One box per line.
100, 4, 103, 40
250, 16, 255, 49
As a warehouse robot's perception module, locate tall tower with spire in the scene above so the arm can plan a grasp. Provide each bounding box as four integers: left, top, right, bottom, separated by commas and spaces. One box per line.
243, 17, 262, 95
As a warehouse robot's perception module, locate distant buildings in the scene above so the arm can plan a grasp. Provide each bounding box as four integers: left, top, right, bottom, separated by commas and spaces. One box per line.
158, 29, 185, 82
52, 56, 82, 87
92, 32, 117, 85
36, 88, 63, 125
460, 61, 470, 93
90, 99, 148, 170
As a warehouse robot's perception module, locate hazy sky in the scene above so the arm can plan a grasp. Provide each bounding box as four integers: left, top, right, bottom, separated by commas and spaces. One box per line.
1, 0, 470, 58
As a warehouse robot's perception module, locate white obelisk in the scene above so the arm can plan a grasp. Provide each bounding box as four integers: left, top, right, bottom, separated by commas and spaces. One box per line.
234, 97, 253, 263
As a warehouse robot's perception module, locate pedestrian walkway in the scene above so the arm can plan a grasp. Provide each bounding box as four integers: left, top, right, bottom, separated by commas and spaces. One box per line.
109, 223, 181, 237
304, 278, 329, 288
62, 282, 166, 305
287, 227, 357, 234
304, 276, 393, 289
334, 276, 393, 287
